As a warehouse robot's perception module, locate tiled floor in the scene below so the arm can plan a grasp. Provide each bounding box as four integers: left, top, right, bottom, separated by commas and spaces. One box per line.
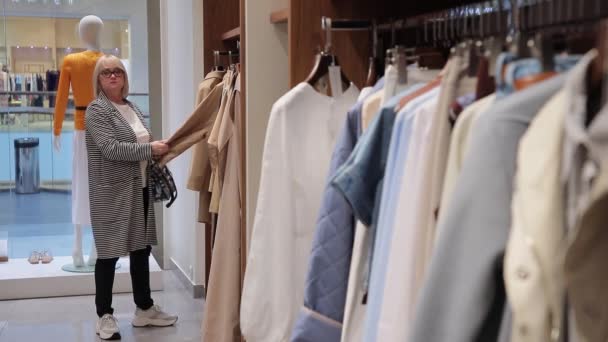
0, 270, 204, 341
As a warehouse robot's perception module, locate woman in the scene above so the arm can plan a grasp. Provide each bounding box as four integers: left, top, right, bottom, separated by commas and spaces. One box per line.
85, 55, 177, 340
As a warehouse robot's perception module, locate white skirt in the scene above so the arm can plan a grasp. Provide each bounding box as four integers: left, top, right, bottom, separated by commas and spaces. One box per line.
72, 130, 91, 225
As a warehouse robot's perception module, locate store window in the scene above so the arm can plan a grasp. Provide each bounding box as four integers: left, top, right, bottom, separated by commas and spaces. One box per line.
0, 0, 149, 264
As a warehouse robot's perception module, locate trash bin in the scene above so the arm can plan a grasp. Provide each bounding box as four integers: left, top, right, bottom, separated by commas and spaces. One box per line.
14, 137, 40, 194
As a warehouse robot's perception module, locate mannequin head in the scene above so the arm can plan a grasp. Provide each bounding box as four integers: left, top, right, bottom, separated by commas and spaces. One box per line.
79, 15, 104, 51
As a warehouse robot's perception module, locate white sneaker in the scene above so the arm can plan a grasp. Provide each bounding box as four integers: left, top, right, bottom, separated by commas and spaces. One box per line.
96, 314, 121, 340
132, 305, 178, 327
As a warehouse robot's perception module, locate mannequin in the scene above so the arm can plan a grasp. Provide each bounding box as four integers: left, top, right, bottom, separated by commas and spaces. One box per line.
53, 15, 104, 268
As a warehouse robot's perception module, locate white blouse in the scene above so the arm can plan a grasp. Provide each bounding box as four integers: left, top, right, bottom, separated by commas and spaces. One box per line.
112, 101, 150, 187
240, 82, 360, 342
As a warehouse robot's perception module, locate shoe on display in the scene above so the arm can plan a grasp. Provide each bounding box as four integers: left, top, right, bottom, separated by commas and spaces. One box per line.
132, 305, 178, 327
40, 250, 53, 264
96, 314, 121, 340
28, 251, 40, 264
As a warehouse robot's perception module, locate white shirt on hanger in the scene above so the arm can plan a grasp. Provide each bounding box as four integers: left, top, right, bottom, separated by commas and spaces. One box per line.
240, 82, 359, 342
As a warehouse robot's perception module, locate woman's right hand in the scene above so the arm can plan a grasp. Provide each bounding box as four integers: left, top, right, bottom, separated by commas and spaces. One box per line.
151, 141, 169, 157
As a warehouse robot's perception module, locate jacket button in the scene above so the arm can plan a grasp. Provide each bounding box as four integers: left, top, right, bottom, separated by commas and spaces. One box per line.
516, 266, 530, 280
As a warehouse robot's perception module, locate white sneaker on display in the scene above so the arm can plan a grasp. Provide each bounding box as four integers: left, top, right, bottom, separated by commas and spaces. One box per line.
132, 305, 178, 327
96, 314, 121, 340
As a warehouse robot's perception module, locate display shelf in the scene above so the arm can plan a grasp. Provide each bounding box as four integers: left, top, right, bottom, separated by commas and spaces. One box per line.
270, 8, 288, 24
221, 26, 241, 41
0, 255, 163, 300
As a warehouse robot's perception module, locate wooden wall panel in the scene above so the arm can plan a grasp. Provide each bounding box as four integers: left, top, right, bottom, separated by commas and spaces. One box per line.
289, 0, 374, 88
203, 0, 240, 73
239, 0, 247, 300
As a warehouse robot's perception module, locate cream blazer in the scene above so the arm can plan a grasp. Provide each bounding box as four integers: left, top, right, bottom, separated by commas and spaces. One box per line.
505, 51, 608, 342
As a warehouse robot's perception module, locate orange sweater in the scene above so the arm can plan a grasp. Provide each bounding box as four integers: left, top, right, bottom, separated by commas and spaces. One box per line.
53, 50, 103, 135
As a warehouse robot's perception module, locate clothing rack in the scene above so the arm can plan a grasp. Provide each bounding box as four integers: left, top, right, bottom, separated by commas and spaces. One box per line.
319, 0, 608, 54
197, 0, 608, 341
213, 50, 241, 70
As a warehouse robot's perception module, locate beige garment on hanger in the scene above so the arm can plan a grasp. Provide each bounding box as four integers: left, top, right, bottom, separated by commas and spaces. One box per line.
437, 94, 495, 235
361, 91, 384, 131
188, 70, 225, 223
208, 70, 237, 213
202, 73, 243, 342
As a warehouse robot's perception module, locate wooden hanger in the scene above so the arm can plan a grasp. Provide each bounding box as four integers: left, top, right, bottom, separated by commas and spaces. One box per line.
306, 17, 351, 94
305, 52, 350, 87
365, 57, 379, 87
513, 71, 557, 90
587, 20, 608, 126
513, 34, 557, 91
513, 1, 558, 91
365, 20, 379, 87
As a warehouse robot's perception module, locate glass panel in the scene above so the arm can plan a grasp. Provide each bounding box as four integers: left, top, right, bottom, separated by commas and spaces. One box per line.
0, 1, 11, 260
0, 0, 149, 260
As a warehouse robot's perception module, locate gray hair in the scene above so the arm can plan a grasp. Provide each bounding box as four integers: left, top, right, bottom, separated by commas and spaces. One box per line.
93, 55, 129, 98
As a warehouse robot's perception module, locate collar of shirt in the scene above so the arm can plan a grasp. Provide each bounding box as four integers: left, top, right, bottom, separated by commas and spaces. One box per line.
562, 50, 608, 185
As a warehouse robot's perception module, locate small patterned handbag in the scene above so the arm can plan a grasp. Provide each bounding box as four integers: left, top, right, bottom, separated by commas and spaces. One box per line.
149, 161, 178, 208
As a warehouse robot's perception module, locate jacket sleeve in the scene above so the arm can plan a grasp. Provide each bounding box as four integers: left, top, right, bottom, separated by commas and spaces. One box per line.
159, 82, 223, 166
53, 57, 71, 136
85, 103, 153, 162
240, 103, 295, 342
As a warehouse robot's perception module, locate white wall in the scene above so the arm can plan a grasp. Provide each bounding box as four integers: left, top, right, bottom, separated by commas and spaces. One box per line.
159, 0, 205, 287
245, 0, 289, 241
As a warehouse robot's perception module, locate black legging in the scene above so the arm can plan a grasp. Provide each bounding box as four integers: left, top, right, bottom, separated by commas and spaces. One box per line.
95, 188, 154, 317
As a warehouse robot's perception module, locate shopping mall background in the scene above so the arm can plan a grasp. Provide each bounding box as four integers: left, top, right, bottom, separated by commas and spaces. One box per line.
0, 0, 209, 296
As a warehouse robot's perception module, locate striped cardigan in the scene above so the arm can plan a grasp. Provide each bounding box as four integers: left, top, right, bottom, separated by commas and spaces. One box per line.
85, 92, 158, 259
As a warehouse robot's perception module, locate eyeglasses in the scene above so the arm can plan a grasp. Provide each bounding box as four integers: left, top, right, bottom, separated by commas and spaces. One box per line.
100, 68, 125, 78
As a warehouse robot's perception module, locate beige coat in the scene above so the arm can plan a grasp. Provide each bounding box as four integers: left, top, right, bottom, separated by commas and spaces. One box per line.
505, 51, 608, 342
188, 71, 225, 223
202, 72, 243, 342
208, 70, 238, 214
158, 73, 225, 223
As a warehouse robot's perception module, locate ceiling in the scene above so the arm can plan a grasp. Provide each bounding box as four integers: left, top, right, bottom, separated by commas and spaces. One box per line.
1, 0, 145, 19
